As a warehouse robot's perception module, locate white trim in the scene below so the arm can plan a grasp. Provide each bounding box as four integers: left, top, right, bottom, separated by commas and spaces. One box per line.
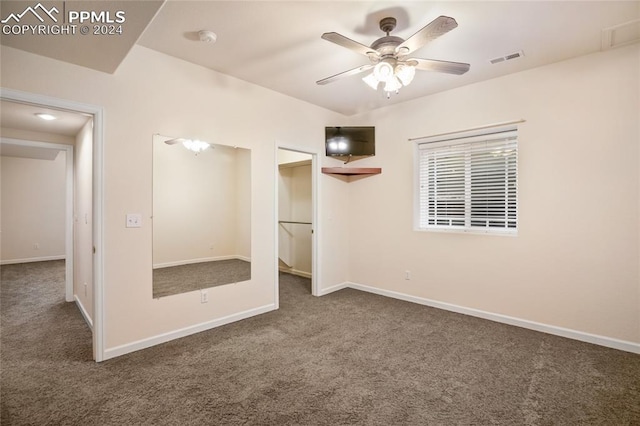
103, 303, 276, 360
408, 119, 525, 142
153, 255, 250, 269
413, 226, 518, 237
0, 137, 74, 301
91, 102, 105, 362
278, 266, 312, 279
415, 128, 517, 148
344, 282, 640, 355
274, 145, 280, 310
1, 88, 106, 362
63, 143, 74, 302
317, 281, 349, 296
0, 255, 65, 265
74, 295, 94, 330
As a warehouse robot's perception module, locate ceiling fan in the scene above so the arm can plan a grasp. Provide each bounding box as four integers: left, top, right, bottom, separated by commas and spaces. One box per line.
165, 137, 212, 154
316, 16, 470, 96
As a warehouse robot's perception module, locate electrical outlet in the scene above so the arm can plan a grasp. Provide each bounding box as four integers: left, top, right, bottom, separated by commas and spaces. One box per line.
126, 213, 142, 228
33, 243, 40, 250
200, 289, 208, 303
405, 270, 411, 280
84, 282, 88, 297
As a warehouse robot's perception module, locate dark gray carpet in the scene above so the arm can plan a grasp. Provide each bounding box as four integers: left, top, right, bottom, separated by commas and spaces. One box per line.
153, 259, 251, 298
2, 260, 639, 425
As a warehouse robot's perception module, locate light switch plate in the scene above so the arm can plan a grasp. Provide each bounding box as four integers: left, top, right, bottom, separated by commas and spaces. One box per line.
126, 213, 142, 228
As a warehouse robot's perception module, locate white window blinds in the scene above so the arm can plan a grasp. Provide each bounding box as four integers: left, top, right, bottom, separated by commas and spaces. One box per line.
416, 127, 518, 234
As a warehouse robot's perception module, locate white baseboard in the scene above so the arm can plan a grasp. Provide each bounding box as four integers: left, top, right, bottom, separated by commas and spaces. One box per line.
344, 281, 640, 355
153, 255, 249, 269
318, 282, 349, 296
1, 255, 65, 265
74, 295, 93, 331
278, 266, 311, 279
103, 303, 276, 360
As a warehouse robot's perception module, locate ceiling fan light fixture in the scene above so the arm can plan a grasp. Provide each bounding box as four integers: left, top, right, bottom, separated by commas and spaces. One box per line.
373, 61, 394, 82
363, 63, 411, 94
384, 75, 402, 93
318, 15, 470, 100
182, 139, 211, 153
362, 72, 380, 90
395, 64, 416, 86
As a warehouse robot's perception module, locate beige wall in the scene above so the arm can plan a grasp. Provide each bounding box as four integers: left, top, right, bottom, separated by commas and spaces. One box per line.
1, 40, 636, 355
1, 127, 74, 145
0, 44, 349, 353
74, 120, 93, 320
1, 149, 66, 263
347, 44, 640, 344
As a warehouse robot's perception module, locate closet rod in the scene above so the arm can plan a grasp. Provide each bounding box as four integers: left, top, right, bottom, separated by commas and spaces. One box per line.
279, 221, 312, 225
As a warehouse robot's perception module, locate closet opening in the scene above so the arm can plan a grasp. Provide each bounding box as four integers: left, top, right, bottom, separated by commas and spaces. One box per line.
276, 147, 317, 305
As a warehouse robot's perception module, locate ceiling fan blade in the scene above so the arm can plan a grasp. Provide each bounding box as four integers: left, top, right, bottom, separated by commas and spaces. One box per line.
321, 32, 378, 58
396, 16, 459, 56
410, 58, 470, 75
316, 64, 375, 85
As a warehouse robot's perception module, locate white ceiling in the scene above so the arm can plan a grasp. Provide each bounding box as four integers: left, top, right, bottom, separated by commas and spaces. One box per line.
0, 0, 164, 73
1, 1, 639, 116
0, 100, 92, 159
0, 142, 62, 160
0, 100, 92, 137
138, 1, 640, 115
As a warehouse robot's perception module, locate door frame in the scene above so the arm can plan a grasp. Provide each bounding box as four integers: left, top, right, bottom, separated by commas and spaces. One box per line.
275, 144, 320, 307
1, 88, 105, 362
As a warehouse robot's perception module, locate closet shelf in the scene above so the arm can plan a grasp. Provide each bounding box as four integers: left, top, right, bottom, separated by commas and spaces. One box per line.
321, 167, 381, 176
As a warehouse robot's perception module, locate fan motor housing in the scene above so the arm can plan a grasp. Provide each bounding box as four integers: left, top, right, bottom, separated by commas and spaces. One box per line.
379, 17, 397, 34
370, 35, 404, 56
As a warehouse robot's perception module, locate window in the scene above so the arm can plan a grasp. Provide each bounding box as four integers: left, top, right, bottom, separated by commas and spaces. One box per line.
415, 126, 518, 234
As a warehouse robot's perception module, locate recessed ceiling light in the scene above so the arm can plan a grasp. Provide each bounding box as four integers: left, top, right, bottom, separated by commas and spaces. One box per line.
35, 113, 57, 121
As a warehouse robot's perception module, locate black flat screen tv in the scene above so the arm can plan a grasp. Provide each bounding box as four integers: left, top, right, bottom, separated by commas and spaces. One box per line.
325, 126, 375, 158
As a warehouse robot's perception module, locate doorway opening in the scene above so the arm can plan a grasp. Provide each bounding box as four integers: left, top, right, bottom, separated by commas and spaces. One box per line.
276, 147, 318, 306
0, 137, 74, 300
0, 89, 104, 361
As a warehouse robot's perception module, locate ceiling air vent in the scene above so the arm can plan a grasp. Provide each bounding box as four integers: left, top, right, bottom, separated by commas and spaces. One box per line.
602, 19, 640, 50
489, 50, 524, 65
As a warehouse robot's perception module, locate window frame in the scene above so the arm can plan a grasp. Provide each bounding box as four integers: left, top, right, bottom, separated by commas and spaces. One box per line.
413, 124, 519, 236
